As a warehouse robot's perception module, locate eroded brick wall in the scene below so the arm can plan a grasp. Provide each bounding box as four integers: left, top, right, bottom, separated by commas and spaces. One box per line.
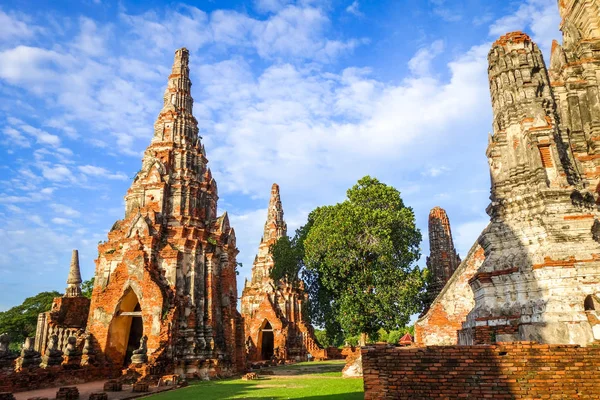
362, 342, 600, 399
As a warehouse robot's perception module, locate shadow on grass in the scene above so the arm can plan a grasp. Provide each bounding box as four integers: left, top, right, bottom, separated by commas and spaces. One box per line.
258, 360, 348, 377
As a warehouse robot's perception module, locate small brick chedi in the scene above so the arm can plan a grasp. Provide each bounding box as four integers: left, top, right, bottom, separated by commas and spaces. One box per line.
417, 0, 600, 346
35, 250, 91, 355
240, 184, 323, 362
84, 48, 245, 375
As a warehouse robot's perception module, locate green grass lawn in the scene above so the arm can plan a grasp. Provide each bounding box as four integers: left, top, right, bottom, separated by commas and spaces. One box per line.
149, 361, 364, 400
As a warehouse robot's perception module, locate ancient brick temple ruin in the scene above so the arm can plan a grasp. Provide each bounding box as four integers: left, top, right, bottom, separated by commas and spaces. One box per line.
240, 184, 323, 362
366, 1, 600, 397
85, 48, 245, 376
12, 48, 245, 387
422, 207, 461, 312
415, 0, 600, 347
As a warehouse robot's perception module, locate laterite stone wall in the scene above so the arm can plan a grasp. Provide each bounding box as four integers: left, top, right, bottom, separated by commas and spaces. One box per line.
362, 342, 600, 399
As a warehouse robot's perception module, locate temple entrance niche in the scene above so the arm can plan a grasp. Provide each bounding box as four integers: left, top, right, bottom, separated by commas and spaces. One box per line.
107, 289, 144, 366
260, 320, 274, 360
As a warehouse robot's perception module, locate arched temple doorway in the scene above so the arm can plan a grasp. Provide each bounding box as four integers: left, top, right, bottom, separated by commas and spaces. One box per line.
260, 320, 274, 360
107, 289, 144, 366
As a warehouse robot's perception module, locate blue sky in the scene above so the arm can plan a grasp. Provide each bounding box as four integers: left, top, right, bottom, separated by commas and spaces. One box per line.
0, 0, 561, 311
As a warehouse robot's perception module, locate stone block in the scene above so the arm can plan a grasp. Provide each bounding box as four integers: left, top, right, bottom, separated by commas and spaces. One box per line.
56, 387, 79, 400
0, 393, 15, 400
131, 383, 149, 393
242, 372, 259, 380
88, 393, 107, 400
157, 374, 179, 386
102, 381, 122, 392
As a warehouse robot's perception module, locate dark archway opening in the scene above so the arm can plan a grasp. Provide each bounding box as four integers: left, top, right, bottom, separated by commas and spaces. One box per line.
585, 295, 600, 311
261, 321, 274, 360
124, 302, 143, 366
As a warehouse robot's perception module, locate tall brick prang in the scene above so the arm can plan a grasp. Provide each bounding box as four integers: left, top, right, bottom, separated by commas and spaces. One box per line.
241, 184, 324, 362
423, 207, 461, 309
85, 48, 244, 377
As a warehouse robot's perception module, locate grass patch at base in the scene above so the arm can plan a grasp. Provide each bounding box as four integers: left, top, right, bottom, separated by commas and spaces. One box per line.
149, 361, 363, 400
152, 377, 363, 400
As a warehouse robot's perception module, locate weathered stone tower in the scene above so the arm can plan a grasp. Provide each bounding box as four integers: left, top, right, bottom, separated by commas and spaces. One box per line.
424, 207, 461, 306
459, 8, 600, 345
241, 184, 323, 362
85, 48, 245, 376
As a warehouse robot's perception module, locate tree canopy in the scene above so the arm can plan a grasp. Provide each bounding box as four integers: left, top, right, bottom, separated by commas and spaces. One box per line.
82, 277, 95, 299
0, 291, 60, 350
271, 176, 426, 343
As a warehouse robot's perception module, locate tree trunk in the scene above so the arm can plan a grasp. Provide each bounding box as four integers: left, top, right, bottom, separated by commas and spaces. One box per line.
359, 332, 367, 346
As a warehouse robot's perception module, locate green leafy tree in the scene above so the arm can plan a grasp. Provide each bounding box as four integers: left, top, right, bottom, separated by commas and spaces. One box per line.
0, 291, 60, 350
272, 176, 426, 345
82, 277, 95, 299
272, 216, 344, 344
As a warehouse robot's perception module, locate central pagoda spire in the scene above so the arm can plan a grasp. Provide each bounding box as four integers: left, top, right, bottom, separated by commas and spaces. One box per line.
87, 48, 244, 373
152, 47, 200, 146
124, 48, 214, 223
262, 183, 287, 243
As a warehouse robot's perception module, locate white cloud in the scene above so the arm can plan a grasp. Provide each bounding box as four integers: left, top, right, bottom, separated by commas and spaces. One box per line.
0, 46, 73, 93
40, 164, 73, 182
27, 214, 47, 227
430, 0, 462, 22
51, 217, 73, 225
489, 0, 560, 57
2, 127, 30, 147
422, 166, 450, 177
201, 41, 490, 198
254, 0, 292, 13
72, 17, 110, 57
0, 9, 39, 43
78, 165, 128, 180
408, 40, 444, 77
346, 1, 364, 17
50, 203, 81, 217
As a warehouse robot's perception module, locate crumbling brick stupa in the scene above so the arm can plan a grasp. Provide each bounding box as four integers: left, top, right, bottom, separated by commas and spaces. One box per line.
418, 0, 600, 346
240, 184, 324, 362
415, 208, 485, 346
84, 48, 245, 376
421, 207, 461, 314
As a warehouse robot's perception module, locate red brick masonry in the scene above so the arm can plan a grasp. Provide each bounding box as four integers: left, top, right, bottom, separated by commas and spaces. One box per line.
362, 342, 600, 399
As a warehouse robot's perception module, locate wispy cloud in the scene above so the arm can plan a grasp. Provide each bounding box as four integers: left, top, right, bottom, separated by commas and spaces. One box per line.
78, 165, 128, 180
346, 1, 364, 17
430, 0, 462, 22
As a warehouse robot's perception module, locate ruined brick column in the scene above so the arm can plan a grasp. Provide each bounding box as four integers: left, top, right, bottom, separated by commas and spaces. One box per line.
85, 48, 244, 377
460, 28, 600, 345
241, 184, 324, 362
424, 207, 461, 307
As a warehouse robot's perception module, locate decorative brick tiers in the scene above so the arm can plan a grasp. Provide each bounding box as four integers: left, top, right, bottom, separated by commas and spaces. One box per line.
362, 342, 600, 399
